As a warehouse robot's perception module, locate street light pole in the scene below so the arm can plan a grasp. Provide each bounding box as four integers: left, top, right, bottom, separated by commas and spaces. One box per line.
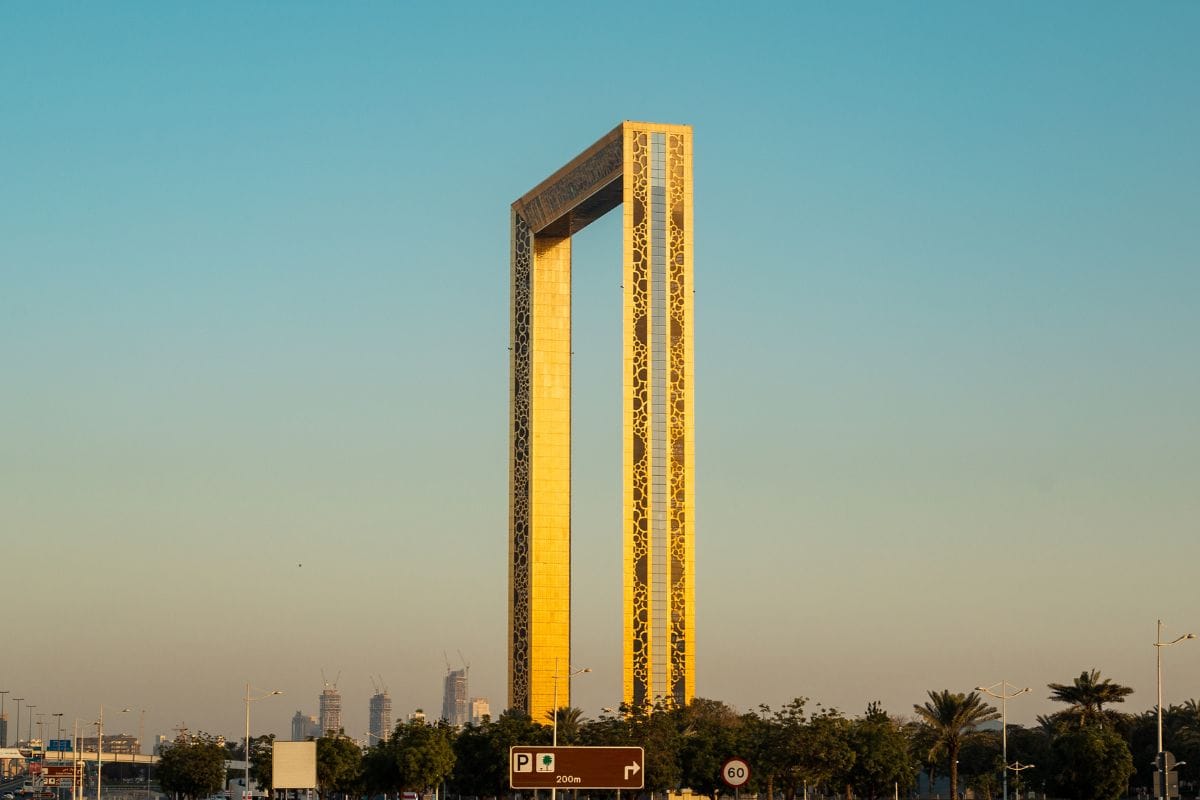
137, 710, 148, 800
14, 699, 23, 748
97, 705, 131, 800
26, 705, 36, 744
976, 682, 1030, 800
245, 685, 283, 800
1155, 619, 1195, 800
1008, 762, 1035, 800
52, 714, 64, 800
550, 661, 591, 800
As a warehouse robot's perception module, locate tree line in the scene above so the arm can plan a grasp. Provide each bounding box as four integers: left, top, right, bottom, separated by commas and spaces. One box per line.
155, 670, 1200, 800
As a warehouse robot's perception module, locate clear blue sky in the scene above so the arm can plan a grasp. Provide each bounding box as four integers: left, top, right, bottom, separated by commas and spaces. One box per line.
2, 2, 1198, 744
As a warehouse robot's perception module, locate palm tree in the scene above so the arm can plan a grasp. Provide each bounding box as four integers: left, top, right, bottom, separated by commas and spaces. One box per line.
1046, 669, 1133, 727
544, 706, 585, 744
912, 690, 999, 800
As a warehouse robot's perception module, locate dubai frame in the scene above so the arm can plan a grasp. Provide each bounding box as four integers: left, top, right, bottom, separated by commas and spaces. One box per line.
509, 121, 695, 720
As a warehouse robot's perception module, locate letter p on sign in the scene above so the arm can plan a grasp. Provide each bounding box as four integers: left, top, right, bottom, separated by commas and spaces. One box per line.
514, 752, 533, 773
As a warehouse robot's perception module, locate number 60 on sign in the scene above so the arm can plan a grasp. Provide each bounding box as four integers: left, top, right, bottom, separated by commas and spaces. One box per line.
722, 758, 750, 788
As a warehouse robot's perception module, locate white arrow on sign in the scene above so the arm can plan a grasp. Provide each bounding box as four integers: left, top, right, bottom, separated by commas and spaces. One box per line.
624, 762, 641, 780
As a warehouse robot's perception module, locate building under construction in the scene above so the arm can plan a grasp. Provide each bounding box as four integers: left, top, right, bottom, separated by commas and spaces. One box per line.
442, 668, 468, 727
369, 681, 392, 742
319, 683, 342, 736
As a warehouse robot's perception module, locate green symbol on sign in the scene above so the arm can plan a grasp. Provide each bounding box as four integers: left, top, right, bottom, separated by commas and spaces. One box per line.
541, 755, 553, 767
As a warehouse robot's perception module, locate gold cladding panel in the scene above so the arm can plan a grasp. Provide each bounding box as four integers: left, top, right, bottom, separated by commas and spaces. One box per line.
527, 234, 572, 724
622, 122, 693, 709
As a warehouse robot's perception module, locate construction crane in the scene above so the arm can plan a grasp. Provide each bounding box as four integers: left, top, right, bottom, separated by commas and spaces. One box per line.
457, 650, 471, 678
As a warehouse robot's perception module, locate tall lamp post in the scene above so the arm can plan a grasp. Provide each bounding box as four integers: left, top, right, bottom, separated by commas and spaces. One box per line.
51, 714, 65, 800
976, 681, 1030, 800
97, 705, 132, 800
244, 685, 283, 800
550, 661, 591, 800
26, 705, 37, 748
71, 716, 95, 800
14, 699, 23, 749
1155, 619, 1195, 800
136, 709, 149, 800
15, 699, 27, 750
1008, 762, 1035, 800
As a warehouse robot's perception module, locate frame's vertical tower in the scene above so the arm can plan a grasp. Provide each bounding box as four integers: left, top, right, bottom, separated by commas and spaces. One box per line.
510, 122, 694, 721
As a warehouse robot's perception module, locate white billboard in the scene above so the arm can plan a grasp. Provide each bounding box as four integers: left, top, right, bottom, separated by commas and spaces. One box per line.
272, 741, 317, 790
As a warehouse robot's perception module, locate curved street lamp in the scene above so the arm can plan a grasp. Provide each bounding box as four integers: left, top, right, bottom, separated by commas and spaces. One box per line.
1008, 762, 1035, 800
244, 685, 283, 800
1155, 619, 1195, 800
97, 705, 132, 800
976, 681, 1030, 800
551, 662, 592, 800
14, 699, 24, 749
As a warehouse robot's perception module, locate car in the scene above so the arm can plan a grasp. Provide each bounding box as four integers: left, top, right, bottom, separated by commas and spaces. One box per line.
5, 792, 17, 800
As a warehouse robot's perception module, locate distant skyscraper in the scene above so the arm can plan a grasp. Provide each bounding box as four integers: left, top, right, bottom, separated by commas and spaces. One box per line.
368, 692, 392, 742
319, 687, 342, 736
0, 715, 7, 748
441, 669, 468, 726
291, 711, 319, 741
468, 697, 490, 725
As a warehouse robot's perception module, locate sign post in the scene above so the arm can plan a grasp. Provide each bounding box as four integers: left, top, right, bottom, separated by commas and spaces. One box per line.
510, 746, 644, 790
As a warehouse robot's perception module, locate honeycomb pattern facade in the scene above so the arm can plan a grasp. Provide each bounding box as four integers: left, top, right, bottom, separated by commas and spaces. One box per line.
509, 122, 694, 718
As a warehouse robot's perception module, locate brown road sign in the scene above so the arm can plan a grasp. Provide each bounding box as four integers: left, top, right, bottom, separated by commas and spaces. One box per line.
510, 746, 644, 790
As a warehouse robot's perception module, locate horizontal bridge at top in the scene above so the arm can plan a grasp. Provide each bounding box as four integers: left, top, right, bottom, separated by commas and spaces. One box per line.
512, 121, 691, 237
512, 123, 623, 236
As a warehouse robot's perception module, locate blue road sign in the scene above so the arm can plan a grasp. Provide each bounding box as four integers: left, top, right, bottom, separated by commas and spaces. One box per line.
48, 740, 71, 752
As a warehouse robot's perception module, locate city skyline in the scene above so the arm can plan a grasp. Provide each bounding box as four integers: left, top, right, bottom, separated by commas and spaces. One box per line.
3, 2, 1198, 749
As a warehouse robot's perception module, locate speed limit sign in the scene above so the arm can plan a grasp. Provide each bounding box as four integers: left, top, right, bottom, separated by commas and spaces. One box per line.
721, 758, 751, 788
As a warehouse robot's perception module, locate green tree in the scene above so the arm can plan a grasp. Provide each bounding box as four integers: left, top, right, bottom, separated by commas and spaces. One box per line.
580, 712, 632, 747
677, 698, 743, 798
1047, 669, 1133, 728
844, 704, 915, 800
316, 734, 363, 800
912, 690, 999, 800
624, 699, 683, 794
802, 708, 856, 795
248, 734, 274, 793
1049, 725, 1133, 800
741, 706, 782, 800
448, 710, 546, 797
1004, 726, 1050, 795
956, 730, 1001, 800
545, 706, 586, 744
157, 734, 228, 800
754, 699, 855, 799
367, 719, 455, 794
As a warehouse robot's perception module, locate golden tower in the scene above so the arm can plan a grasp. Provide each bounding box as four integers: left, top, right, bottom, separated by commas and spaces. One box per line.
509, 122, 695, 719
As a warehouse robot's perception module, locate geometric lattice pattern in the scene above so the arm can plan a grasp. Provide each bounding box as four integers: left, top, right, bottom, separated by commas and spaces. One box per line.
509, 121, 694, 720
